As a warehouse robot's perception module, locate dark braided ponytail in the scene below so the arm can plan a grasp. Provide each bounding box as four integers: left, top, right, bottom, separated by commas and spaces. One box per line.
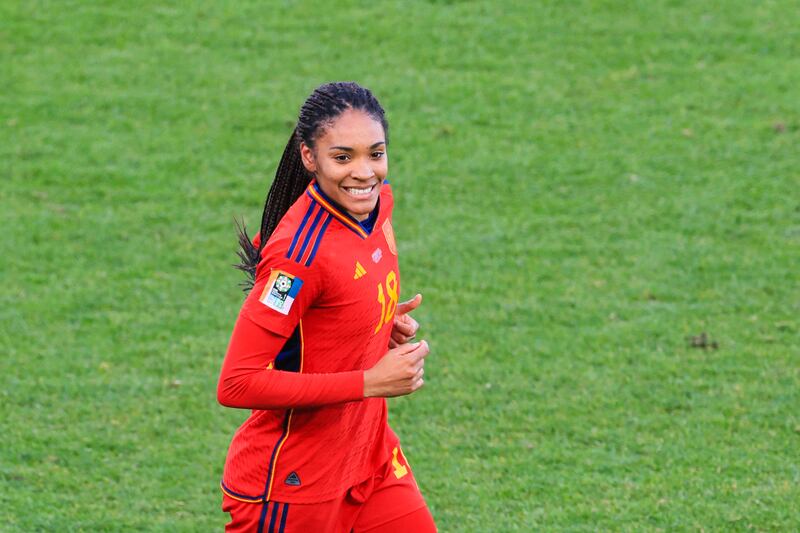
235, 81, 389, 291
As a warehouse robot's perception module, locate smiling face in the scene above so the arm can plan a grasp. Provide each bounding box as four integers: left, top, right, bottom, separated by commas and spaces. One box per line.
299, 108, 388, 221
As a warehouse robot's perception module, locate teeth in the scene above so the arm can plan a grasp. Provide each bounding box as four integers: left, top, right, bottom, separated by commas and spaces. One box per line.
345, 186, 373, 196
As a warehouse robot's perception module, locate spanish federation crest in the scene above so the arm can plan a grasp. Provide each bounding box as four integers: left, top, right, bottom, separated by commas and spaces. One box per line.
382, 219, 397, 255
259, 270, 303, 315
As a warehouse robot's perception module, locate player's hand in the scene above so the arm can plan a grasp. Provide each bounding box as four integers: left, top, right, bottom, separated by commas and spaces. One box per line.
363, 340, 429, 398
389, 294, 422, 348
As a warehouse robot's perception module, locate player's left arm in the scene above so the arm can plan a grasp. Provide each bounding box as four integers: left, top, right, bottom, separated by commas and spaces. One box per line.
389, 293, 422, 348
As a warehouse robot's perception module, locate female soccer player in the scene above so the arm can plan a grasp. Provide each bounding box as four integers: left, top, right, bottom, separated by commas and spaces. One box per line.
217, 82, 436, 532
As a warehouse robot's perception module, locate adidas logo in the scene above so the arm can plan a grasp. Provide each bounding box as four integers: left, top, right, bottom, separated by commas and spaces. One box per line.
353, 261, 366, 280
285, 471, 301, 486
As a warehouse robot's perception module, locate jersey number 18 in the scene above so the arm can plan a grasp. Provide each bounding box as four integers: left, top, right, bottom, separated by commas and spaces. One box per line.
374, 270, 398, 334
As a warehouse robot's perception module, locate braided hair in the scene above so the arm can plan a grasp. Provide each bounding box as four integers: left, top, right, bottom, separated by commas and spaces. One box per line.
235, 82, 389, 291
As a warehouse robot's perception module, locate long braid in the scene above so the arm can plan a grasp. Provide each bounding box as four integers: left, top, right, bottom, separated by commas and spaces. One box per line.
235, 82, 388, 292
259, 131, 312, 249
234, 132, 310, 291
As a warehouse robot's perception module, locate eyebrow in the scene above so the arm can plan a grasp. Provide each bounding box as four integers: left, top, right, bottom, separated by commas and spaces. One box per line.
329, 141, 386, 151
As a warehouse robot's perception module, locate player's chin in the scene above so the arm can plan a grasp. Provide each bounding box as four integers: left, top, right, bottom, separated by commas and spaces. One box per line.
342, 194, 380, 218
347, 206, 378, 221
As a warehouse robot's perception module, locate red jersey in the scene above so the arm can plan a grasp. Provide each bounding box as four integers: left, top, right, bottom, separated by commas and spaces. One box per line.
221, 180, 401, 504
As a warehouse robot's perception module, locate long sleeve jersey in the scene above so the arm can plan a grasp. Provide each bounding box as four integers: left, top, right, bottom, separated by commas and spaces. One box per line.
220, 180, 401, 505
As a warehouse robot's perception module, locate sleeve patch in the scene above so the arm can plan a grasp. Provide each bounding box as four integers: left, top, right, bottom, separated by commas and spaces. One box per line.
259, 270, 304, 315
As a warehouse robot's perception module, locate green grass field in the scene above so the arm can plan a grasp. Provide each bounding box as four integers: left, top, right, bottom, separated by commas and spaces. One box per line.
2, 1, 799, 530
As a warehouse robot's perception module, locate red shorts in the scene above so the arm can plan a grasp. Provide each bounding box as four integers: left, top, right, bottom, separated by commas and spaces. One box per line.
222, 447, 435, 533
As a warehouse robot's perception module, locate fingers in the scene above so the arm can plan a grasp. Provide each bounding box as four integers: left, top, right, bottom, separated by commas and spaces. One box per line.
411, 367, 425, 391
372, 340, 429, 397
406, 340, 429, 363
393, 314, 419, 337
391, 314, 419, 349
392, 340, 422, 355
390, 326, 416, 346
395, 293, 422, 316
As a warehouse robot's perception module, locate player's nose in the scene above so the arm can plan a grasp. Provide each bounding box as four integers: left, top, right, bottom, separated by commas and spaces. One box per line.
350, 159, 376, 181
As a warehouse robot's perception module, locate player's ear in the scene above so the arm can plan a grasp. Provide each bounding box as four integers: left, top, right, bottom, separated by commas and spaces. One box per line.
300, 142, 316, 174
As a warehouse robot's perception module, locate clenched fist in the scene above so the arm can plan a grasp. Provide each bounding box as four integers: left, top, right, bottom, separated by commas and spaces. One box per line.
364, 340, 429, 398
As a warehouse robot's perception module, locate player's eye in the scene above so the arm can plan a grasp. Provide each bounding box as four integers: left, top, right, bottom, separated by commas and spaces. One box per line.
371, 151, 385, 159
333, 154, 350, 162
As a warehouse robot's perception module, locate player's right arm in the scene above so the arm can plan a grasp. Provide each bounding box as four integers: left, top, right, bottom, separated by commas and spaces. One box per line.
216, 314, 429, 409
217, 312, 363, 409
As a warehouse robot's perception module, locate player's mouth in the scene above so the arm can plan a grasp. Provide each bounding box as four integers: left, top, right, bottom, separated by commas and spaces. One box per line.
342, 184, 377, 198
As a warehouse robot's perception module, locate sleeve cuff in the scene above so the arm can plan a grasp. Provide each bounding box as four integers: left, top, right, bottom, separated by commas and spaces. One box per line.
344, 370, 366, 401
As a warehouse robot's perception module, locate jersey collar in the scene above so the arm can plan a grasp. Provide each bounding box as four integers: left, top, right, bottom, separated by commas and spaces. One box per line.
306, 181, 379, 239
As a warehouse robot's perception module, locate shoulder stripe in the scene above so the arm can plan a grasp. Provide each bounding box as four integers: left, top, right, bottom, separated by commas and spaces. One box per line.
304, 215, 332, 267
286, 202, 317, 260
293, 207, 324, 263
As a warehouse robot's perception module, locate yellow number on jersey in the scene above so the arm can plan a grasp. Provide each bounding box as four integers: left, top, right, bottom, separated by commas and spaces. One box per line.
374, 270, 399, 334
391, 447, 408, 479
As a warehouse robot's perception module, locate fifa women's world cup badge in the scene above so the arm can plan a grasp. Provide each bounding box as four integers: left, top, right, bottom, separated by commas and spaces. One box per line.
259, 270, 304, 315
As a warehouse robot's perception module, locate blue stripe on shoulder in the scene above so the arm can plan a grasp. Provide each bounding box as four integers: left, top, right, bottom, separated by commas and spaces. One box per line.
304, 215, 332, 267
286, 202, 317, 259
293, 207, 324, 262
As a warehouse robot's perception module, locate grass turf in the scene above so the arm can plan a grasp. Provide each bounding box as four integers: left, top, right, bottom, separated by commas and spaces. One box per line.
1, 0, 798, 530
